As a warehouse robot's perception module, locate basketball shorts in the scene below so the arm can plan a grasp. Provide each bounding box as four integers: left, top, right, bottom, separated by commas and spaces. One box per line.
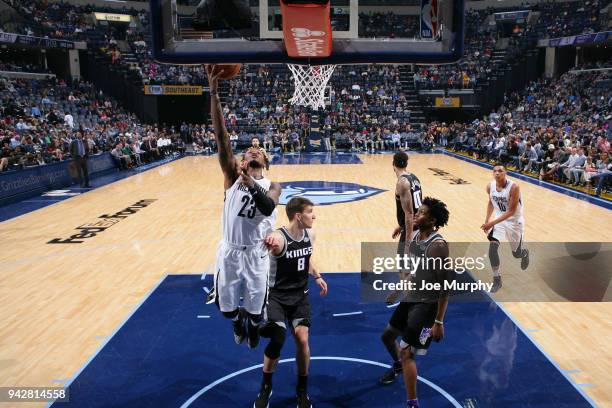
215, 240, 269, 315
389, 302, 438, 355
264, 288, 311, 330
488, 221, 524, 253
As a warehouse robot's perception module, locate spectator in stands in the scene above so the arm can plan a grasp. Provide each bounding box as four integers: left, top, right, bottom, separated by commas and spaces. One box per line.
230, 130, 238, 151
591, 152, 611, 196
132, 138, 143, 166
111, 143, 130, 169
568, 148, 588, 185
122, 143, 135, 167
193, 137, 204, 155
519, 142, 538, 173
263, 132, 273, 151
250, 137, 261, 150
559, 147, 580, 182
143, 136, 160, 160
64, 112, 74, 129
289, 130, 301, 152
0, 142, 9, 171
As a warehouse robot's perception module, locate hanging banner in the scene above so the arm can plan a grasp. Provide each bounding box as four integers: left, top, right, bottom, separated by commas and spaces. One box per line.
144, 85, 203, 95
435, 97, 460, 108
94, 13, 132, 23
0, 32, 75, 49
420, 0, 440, 40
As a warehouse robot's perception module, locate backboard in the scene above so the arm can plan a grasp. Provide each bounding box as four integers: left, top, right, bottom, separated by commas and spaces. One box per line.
150, 0, 464, 65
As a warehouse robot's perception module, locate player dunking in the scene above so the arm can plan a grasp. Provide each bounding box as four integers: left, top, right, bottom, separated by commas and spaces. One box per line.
481, 164, 529, 293
206, 65, 282, 348
253, 197, 328, 408
379, 151, 423, 384
379, 197, 451, 408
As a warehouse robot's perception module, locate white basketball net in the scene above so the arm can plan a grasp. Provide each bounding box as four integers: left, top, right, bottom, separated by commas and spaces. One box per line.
287, 64, 336, 110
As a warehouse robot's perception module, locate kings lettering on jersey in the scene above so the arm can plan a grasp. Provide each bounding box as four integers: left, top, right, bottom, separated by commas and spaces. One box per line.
285, 247, 313, 259
269, 228, 313, 291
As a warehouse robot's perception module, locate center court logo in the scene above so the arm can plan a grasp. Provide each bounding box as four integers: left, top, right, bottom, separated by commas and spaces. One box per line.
279, 181, 385, 206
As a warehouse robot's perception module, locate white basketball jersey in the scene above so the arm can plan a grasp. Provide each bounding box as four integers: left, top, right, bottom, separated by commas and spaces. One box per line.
489, 180, 524, 224
222, 177, 277, 246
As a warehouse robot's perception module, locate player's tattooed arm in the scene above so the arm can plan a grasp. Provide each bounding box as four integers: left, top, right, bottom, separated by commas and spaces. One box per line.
428, 240, 449, 341
267, 181, 282, 206
247, 181, 281, 216
205, 65, 238, 187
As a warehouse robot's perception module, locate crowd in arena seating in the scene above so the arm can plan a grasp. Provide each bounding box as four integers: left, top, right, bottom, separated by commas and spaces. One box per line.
533, 0, 602, 39
436, 65, 611, 195
1, 0, 610, 197
0, 60, 51, 75
0, 77, 185, 173
413, 8, 535, 90
214, 63, 429, 152
4, 0, 609, 92
358, 12, 419, 38
4, 0, 99, 41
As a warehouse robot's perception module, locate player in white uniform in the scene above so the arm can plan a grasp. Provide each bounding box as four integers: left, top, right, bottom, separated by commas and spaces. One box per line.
206, 65, 282, 348
481, 164, 529, 292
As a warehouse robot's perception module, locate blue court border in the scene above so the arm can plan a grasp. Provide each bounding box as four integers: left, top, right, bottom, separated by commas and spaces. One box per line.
44, 274, 169, 408
439, 149, 612, 210
495, 303, 598, 407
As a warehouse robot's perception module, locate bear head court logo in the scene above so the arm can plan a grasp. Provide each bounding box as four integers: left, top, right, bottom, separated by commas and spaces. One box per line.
279, 181, 385, 206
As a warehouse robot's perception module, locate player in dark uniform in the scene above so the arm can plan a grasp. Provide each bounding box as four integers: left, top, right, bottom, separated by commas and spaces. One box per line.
253, 197, 328, 408
380, 197, 451, 408
379, 151, 423, 384
392, 151, 423, 244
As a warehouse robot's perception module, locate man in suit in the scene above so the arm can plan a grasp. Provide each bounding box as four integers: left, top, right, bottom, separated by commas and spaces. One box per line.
70, 131, 90, 187
145, 135, 160, 161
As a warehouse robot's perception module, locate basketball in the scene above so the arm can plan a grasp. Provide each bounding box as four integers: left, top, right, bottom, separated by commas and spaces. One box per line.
212, 64, 241, 80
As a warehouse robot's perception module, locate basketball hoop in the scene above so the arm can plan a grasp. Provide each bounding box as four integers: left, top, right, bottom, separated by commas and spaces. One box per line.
287, 64, 336, 110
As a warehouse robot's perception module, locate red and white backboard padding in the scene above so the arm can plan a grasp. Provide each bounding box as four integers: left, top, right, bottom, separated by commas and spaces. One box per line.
280, 1, 333, 59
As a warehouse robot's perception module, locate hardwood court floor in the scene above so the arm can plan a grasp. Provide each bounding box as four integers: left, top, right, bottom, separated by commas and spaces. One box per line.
0, 154, 610, 406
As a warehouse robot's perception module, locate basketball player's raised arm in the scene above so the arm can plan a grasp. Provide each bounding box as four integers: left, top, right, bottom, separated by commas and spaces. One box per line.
428, 240, 449, 341
205, 65, 238, 188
